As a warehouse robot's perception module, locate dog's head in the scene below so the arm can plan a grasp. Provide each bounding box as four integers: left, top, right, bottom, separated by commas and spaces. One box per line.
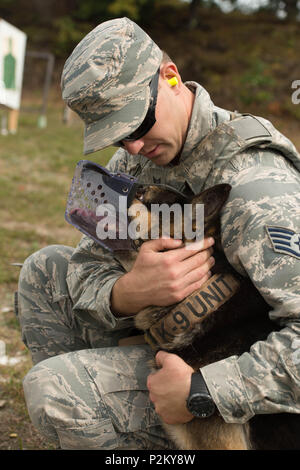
128, 183, 231, 249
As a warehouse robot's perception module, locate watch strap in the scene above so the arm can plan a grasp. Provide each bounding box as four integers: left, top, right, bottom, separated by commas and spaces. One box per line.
190, 370, 210, 397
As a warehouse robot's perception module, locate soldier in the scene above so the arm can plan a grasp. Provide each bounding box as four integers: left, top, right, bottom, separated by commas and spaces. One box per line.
17, 18, 300, 449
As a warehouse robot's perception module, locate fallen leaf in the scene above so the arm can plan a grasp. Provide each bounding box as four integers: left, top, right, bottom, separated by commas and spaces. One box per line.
9, 433, 18, 438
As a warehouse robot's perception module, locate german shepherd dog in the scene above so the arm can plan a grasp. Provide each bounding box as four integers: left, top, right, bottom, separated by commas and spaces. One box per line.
116, 183, 300, 450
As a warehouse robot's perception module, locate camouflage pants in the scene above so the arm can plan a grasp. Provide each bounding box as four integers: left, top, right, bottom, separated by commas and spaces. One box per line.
17, 245, 174, 450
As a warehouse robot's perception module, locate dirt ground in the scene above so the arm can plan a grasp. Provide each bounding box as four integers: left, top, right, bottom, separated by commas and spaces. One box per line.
0, 406, 55, 450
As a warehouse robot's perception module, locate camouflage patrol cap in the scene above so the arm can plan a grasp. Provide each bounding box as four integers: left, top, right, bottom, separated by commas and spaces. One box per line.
61, 17, 163, 155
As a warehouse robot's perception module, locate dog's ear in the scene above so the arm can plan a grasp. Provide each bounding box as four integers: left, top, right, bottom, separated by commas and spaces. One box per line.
136, 186, 186, 207
191, 184, 231, 223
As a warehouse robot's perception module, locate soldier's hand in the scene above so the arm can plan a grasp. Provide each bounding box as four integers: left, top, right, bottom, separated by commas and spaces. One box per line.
131, 236, 214, 306
147, 350, 194, 424
111, 237, 215, 316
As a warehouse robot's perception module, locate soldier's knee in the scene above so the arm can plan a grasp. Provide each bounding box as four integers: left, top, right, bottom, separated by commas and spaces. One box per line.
19, 245, 74, 284
23, 358, 62, 446
17, 244, 74, 318
23, 353, 116, 449
17, 245, 76, 363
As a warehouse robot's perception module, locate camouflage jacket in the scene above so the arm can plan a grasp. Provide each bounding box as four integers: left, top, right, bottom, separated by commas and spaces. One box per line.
66, 82, 300, 424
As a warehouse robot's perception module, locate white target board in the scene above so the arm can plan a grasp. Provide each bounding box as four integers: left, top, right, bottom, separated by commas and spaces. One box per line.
0, 19, 27, 110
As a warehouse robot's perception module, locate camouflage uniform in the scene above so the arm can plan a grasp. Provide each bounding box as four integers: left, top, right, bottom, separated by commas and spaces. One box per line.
18, 18, 300, 449
19, 245, 174, 450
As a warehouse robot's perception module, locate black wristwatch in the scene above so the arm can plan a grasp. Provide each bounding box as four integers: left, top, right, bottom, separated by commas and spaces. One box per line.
186, 371, 216, 418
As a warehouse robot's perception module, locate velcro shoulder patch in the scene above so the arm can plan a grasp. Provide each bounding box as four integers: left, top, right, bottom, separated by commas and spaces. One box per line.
266, 226, 300, 260
229, 115, 271, 141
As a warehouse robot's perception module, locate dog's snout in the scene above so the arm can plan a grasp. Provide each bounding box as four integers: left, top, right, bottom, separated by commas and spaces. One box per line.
135, 187, 147, 202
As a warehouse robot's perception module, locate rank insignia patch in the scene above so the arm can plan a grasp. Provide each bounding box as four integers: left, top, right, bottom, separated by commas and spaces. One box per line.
266, 226, 300, 260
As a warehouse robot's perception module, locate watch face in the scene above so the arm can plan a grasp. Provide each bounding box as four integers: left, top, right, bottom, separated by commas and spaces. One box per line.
188, 393, 215, 418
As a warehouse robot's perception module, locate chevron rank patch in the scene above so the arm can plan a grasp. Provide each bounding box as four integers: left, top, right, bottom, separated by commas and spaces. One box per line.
266, 226, 300, 260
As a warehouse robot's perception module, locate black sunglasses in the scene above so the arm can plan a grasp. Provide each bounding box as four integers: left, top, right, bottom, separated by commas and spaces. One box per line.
117, 67, 160, 145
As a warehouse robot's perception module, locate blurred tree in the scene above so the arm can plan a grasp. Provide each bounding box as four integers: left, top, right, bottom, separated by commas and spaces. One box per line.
285, 0, 299, 17
32, 0, 56, 25
270, 0, 299, 18
53, 16, 91, 56
0, 0, 14, 12
50, 0, 157, 56
187, 0, 202, 29
228, 0, 299, 18
75, 0, 155, 25
74, 0, 112, 21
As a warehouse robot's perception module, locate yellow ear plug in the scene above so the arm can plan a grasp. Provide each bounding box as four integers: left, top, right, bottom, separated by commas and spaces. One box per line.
167, 77, 178, 87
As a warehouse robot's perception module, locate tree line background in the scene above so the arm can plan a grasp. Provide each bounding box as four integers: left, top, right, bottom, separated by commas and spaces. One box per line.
1, 1, 299, 57
0, 0, 299, 118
